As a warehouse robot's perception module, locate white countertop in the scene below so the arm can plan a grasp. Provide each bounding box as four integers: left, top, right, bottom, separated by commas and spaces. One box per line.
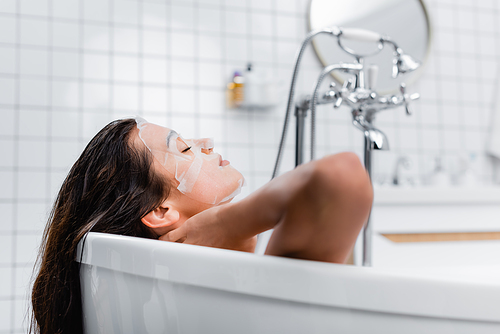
373, 186, 500, 205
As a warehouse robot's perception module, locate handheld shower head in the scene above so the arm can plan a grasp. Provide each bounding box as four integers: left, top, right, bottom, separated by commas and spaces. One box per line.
381, 38, 422, 78
392, 52, 421, 78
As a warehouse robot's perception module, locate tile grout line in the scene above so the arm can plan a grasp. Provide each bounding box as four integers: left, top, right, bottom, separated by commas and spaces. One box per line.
9, 0, 21, 331
109, 0, 114, 120
246, 0, 254, 191
78, 0, 84, 148
46, 0, 53, 228
166, 1, 172, 127
138, 0, 143, 117
220, 0, 228, 167
194, 0, 200, 138
431, 3, 446, 157
452, 1, 467, 169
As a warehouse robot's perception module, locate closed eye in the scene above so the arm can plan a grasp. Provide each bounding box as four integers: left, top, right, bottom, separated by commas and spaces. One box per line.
181, 146, 192, 153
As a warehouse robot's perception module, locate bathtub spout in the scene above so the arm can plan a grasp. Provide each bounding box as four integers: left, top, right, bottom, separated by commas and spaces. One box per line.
352, 115, 389, 151
352, 114, 388, 266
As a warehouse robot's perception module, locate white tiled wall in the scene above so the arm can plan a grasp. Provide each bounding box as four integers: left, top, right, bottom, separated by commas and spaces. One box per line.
1, 0, 499, 332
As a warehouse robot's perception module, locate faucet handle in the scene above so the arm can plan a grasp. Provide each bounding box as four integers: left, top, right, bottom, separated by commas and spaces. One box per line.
399, 83, 420, 115
331, 78, 354, 109
343, 78, 354, 90
334, 95, 343, 108
333, 82, 343, 108
324, 82, 343, 108
367, 64, 378, 90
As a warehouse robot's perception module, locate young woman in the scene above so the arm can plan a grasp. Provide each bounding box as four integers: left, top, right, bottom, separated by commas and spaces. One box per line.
30, 118, 373, 334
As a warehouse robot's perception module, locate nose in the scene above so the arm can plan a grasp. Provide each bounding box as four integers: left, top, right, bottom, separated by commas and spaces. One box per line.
197, 138, 214, 154
201, 147, 213, 155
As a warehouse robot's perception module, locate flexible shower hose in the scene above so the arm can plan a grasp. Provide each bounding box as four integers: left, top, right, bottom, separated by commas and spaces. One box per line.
271, 28, 338, 179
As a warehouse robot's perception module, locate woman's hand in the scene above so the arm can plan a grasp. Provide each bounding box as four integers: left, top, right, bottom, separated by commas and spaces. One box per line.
159, 204, 257, 253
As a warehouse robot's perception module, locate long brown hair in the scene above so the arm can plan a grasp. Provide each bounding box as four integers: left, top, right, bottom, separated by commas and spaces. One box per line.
30, 118, 172, 334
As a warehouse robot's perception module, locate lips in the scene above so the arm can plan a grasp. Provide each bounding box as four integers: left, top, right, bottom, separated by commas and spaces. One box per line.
219, 155, 230, 167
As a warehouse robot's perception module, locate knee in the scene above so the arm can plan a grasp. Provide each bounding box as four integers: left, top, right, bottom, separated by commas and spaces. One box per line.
314, 152, 373, 207
337, 152, 373, 204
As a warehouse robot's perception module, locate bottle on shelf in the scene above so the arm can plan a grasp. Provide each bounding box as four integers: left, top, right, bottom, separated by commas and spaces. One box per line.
226, 71, 244, 108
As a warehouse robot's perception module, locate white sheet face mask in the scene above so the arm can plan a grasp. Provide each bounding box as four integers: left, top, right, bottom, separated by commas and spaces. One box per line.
135, 117, 245, 205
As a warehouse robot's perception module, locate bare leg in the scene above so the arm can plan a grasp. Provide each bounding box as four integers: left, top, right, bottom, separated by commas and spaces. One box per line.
264, 153, 373, 264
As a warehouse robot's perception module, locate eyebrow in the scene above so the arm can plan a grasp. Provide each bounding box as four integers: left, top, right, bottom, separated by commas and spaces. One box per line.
166, 130, 178, 148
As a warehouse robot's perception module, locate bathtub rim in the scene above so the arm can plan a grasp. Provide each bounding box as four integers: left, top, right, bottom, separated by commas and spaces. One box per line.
77, 232, 500, 323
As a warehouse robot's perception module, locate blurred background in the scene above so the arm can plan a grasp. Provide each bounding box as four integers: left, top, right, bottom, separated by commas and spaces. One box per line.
1, 0, 499, 332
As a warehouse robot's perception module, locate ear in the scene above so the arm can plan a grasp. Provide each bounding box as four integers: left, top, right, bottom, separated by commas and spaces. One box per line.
141, 204, 180, 229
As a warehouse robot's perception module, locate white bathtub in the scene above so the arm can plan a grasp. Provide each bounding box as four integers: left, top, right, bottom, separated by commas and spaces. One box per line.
77, 232, 500, 334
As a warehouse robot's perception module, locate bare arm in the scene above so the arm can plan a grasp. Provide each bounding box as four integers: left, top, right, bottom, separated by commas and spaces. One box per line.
162, 152, 373, 263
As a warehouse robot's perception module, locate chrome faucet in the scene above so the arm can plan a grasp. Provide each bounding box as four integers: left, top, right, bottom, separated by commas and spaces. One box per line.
266, 26, 422, 266
392, 156, 412, 186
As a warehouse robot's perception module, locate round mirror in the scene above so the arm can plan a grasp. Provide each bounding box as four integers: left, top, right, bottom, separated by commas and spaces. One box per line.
308, 0, 431, 94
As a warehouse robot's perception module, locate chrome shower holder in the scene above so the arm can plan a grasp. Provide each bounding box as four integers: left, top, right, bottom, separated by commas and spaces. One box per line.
271, 26, 421, 267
